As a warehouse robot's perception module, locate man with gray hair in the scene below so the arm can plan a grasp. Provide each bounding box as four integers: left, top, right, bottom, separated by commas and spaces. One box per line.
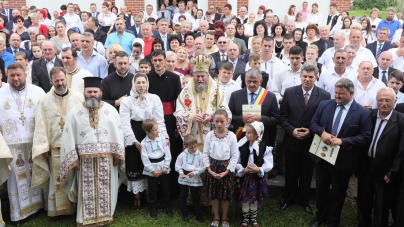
310, 78, 372, 227
152, 18, 171, 51
87, 16, 107, 44
279, 63, 330, 214
237, 6, 248, 24
376, 8, 401, 40
344, 44, 359, 75
357, 87, 404, 227
77, 32, 108, 78
366, 27, 395, 59
0, 36, 14, 69
318, 31, 346, 69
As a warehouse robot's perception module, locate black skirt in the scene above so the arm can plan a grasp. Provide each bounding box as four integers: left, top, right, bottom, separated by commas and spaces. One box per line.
125, 120, 146, 181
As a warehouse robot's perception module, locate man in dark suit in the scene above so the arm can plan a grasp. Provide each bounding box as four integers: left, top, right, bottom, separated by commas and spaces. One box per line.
357, 87, 404, 227
194, 20, 209, 38
31, 41, 63, 92
89, 3, 100, 18
366, 28, 395, 60
211, 36, 229, 65
209, 4, 221, 22
1, 1, 12, 22
372, 51, 397, 85
0, 4, 8, 25
127, 15, 143, 38
312, 25, 334, 58
6, 33, 32, 61
87, 17, 107, 45
152, 18, 171, 51
215, 43, 246, 80
279, 63, 331, 214
229, 68, 280, 146
309, 78, 372, 227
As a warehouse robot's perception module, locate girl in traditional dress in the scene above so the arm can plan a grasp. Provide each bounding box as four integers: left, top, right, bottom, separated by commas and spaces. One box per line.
236, 122, 273, 227
203, 109, 239, 227
119, 73, 169, 210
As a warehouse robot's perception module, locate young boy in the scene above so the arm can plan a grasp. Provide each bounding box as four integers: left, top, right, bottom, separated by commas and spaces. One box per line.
218, 62, 241, 104
140, 119, 172, 218
373, 70, 404, 108
130, 42, 143, 72
237, 52, 273, 91
138, 59, 152, 74
175, 134, 205, 223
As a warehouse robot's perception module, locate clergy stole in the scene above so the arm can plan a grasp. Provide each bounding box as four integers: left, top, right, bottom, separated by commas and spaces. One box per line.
235, 87, 268, 139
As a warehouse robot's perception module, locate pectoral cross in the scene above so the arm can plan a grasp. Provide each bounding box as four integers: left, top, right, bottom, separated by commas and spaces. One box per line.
94, 129, 101, 142
59, 117, 65, 131
20, 113, 26, 126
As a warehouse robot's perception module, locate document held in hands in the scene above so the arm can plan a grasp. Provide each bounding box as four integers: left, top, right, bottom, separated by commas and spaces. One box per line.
242, 105, 261, 131
309, 134, 340, 165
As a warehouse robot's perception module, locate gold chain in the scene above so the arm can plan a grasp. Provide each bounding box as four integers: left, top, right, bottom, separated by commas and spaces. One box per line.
9, 86, 28, 126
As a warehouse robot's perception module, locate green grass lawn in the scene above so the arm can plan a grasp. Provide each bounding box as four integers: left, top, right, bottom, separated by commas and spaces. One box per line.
349, 8, 387, 19
1, 187, 360, 227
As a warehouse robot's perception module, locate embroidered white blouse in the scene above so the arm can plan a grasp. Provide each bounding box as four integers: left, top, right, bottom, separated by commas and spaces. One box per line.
175, 149, 205, 186
140, 135, 172, 177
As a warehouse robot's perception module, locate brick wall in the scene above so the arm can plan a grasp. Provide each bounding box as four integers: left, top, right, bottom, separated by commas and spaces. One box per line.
123, 0, 145, 15
331, 0, 351, 13
8, 0, 28, 8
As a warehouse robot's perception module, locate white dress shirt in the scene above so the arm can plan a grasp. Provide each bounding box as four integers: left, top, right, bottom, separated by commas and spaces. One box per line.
172, 11, 193, 23
318, 47, 343, 69
219, 79, 241, 104
273, 66, 302, 102
332, 100, 353, 136
63, 13, 81, 29
368, 110, 392, 157
279, 49, 291, 67
353, 46, 378, 68
306, 12, 324, 26
354, 77, 386, 106
318, 68, 357, 99
389, 47, 404, 72
245, 55, 285, 79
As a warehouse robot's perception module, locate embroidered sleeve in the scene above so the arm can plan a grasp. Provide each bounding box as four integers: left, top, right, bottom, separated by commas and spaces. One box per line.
119, 98, 137, 146
227, 133, 240, 172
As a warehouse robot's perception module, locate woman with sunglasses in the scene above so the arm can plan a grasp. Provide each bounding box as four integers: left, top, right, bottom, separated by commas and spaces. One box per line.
11, 16, 29, 41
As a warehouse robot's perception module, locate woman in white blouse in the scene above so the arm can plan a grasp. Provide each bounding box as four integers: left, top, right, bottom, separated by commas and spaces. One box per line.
294, 13, 307, 31
369, 8, 382, 33
306, 3, 323, 26
244, 13, 256, 37
119, 73, 168, 210
285, 5, 296, 24
98, 2, 117, 34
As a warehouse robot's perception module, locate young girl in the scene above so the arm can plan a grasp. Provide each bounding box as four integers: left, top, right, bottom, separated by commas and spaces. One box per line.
30, 42, 43, 62
175, 134, 205, 223
14, 52, 32, 84
203, 109, 239, 227
140, 119, 172, 218
236, 122, 273, 227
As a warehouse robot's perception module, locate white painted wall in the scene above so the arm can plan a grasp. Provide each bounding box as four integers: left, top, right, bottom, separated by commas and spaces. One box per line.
248, 1, 331, 23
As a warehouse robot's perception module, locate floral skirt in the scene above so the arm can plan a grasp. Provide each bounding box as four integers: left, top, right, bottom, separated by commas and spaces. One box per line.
239, 173, 268, 204
204, 158, 234, 202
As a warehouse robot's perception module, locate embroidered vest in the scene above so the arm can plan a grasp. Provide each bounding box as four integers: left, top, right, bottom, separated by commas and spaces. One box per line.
239, 142, 266, 170
326, 14, 340, 30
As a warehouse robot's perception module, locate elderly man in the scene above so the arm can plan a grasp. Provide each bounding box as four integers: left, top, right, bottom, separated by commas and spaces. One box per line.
280, 63, 330, 214
77, 32, 108, 79
237, 6, 248, 24
354, 61, 386, 109
313, 26, 334, 57
175, 54, 231, 150
318, 49, 357, 98
318, 31, 345, 69
373, 51, 397, 85
31, 41, 63, 92
105, 18, 135, 55
60, 77, 125, 227
376, 8, 401, 40
357, 87, 404, 227
211, 36, 229, 63
141, 23, 155, 56
225, 24, 247, 55
152, 18, 171, 51
0, 63, 45, 221
0, 36, 15, 69
69, 32, 81, 50
366, 28, 395, 60
216, 43, 246, 80
61, 47, 93, 93
7, 33, 32, 60
128, 15, 143, 38
286, 22, 296, 34
195, 20, 209, 38
350, 30, 377, 67
178, 21, 192, 44
32, 67, 82, 217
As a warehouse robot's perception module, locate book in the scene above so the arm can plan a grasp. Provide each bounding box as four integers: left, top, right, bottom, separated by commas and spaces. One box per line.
242, 105, 261, 131
309, 134, 340, 165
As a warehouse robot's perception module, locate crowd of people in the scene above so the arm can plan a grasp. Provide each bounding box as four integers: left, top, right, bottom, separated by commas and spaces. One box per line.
1, 0, 404, 227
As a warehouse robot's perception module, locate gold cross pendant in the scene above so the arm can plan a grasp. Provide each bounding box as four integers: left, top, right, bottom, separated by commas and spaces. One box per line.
59, 117, 65, 130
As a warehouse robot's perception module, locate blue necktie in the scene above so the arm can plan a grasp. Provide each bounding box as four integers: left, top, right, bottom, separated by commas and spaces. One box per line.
13, 49, 17, 55
370, 120, 384, 158
250, 93, 255, 104
324, 40, 328, 50
381, 71, 387, 85
331, 105, 344, 136
376, 44, 383, 60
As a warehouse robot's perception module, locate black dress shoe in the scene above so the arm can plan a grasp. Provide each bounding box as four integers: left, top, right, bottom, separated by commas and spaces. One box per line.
165, 207, 174, 217
150, 208, 157, 218
311, 218, 323, 227
278, 202, 290, 210
302, 205, 313, 215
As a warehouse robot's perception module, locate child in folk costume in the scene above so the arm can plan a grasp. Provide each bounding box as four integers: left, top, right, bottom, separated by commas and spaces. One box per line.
203, 109, 240, 227
140, 119, 173, 218
236, 122, 273, 227
175, 134, 205, 223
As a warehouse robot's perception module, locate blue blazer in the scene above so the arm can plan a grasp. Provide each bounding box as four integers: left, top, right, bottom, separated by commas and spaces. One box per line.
6, 47, 32, 61
309, 99, 372, 173
2, 8, 13, 21
127, 25, 142, 38
366, 41, 395, 59
152, 33, 171, 51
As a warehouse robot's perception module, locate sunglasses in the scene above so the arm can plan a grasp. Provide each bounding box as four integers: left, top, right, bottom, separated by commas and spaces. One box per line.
218, 41, 227, 44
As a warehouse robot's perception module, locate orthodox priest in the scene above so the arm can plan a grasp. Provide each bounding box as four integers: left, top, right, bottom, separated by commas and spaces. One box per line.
0, 132, 13, 226
60, 77, 125, 226
147, 50, 183, 197
61, 47, 93, 93
0, 63, 45, 221
32, 67, 83, 217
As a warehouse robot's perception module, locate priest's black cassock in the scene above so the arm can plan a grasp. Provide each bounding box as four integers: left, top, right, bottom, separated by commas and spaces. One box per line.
101, 72, 135, 112
147, 70, 182, 198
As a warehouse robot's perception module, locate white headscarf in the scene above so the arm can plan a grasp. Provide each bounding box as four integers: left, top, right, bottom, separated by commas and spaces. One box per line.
237, 121, 265, 156
130, 73, 150, 106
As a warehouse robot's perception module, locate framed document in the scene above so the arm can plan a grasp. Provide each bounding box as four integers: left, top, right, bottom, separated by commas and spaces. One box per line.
309, 134, 340, 165
242, 105, 261, 131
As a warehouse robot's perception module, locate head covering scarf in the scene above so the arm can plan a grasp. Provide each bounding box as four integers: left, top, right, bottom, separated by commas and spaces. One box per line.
130, 73, 150, 106
237, 121, 265, 156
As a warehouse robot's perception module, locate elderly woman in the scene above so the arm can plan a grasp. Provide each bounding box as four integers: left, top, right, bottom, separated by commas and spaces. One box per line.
11, 16, 30, 41
50, 21, 71, 54
119, 73, 167, 210
107, 43, 136, 75
29, 13, 48, 35
221, 4, 236, 26
304, 24, 319, 45
0, 36, 15, 68
369, 8, 382, 32
165, 51, 185, 86
21, 27, 39, 51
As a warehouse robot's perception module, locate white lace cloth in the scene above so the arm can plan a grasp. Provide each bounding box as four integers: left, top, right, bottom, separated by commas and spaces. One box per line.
126, 179, 148, 194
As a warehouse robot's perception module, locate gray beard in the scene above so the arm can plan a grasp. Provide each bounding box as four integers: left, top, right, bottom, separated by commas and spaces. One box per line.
85, 96, 101, 108
195, 81, 208, 91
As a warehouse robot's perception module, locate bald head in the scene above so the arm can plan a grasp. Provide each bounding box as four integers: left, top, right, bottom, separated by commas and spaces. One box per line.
378, 51, 393, 70
227, 43, 239, 61
10, 33, 21, 49
350, 29, 362, 47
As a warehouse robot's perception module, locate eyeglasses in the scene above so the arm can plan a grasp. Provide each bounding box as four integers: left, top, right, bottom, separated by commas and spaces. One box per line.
377, 99, 394, 103
217, 41, 227, 44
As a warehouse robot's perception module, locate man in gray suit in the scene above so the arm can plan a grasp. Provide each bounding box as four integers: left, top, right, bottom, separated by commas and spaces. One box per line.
225, 24, 247, 55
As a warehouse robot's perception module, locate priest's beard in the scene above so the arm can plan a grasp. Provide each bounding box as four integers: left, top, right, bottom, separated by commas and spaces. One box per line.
10, 80, 26, 91
85, 96, 102, 108
54, 85, 67, 94
195, 81, 208, 91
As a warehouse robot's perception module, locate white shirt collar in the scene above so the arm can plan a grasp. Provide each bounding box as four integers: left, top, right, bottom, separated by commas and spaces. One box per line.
377, 109, 393, 121
302, 86, 314, 96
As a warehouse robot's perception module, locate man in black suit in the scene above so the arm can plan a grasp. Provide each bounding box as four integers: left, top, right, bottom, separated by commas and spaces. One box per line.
209, 4, 221, 22
0, 5, 8, 25
215, 43, 246, 80
229, 68, 280, 147
210, 36, 229, 65
127, 15, 143, 38
152, 18, 171, 51
89, 3, 100, 18
194, 20, 209, 38
6, 33, 32, 61
357, 87, 404, 227
366, 28, 395, 60
31, 41, 63, 92
372, 51, 397, 85
87, 17, 107, 45
312, 25, 334, 58
1, 1, 12, 22
309, 78, 372, 227
279, 63, 331, 214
